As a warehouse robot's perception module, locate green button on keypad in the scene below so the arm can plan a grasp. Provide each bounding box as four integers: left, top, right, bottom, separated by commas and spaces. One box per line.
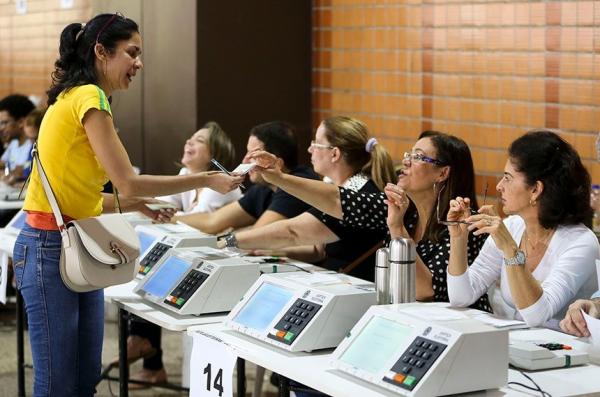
403, 376, 416, 386
176, 298, 185, 306
284, 332, 295, 341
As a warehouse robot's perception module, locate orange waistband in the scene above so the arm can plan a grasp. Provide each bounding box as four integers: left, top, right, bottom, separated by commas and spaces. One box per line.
26, 211, 75, 231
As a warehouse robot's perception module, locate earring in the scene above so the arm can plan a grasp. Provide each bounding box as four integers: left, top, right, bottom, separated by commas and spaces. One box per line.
433, 182, 438, 194
529, 198, 536, 206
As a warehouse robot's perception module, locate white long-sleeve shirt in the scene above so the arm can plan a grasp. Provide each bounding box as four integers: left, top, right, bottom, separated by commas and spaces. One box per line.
156, 168, 242, 214
447, 216, 599, 329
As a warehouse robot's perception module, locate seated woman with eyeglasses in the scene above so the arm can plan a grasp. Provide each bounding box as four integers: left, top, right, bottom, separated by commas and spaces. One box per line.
249, 131, 491, 310
446, 130, 599, 328
224, 116, 396, 281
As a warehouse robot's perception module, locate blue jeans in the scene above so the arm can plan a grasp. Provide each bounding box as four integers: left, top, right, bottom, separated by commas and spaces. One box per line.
13, 224, 104, 396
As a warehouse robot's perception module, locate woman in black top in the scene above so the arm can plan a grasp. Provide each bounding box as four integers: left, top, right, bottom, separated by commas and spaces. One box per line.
250, 131, 492, 312
228, 116, 396, 281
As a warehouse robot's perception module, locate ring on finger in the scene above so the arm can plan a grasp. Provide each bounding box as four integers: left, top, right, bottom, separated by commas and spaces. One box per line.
484, 218, 493, 226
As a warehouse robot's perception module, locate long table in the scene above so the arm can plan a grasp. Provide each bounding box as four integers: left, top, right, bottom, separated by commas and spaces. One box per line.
112, 298, 228, 397
188, 323, 600, 397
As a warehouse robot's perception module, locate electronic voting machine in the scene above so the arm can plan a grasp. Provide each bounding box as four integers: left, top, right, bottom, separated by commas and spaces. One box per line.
225, 272, 376, 352
134, 247, 301, 315
330, 303, 508, 396
509, 328, 589, 370
134, 223, 216, 277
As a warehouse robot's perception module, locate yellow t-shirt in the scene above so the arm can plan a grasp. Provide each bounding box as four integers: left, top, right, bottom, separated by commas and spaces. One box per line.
24, 84, 111, 220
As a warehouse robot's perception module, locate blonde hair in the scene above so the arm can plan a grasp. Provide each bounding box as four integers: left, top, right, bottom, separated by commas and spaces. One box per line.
203, 121, 236, 170
322, 116, 395, 190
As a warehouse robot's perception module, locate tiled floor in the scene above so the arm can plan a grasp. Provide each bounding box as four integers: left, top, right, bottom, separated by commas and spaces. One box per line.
0, 303, 278, 396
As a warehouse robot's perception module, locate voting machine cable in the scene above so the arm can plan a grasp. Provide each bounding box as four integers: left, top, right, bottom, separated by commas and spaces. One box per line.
508, 365, 552, 397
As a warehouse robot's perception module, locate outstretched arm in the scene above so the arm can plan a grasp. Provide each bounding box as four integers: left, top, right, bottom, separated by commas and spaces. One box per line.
85, 109, 243, 197
234, 213, 339, 250
249, 151, 343, 219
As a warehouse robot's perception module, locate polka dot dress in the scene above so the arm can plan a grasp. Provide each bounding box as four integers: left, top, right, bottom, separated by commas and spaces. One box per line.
339, 187, 493, 313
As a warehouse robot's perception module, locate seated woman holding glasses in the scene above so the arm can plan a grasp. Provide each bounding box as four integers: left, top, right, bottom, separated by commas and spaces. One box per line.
249, 131, 491, 310
446, 130, 599, 328
224, 116, 396, 281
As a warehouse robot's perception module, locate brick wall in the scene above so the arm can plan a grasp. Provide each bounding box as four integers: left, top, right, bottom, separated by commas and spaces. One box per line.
312, 0, 600, 194
0, 0, 91, 103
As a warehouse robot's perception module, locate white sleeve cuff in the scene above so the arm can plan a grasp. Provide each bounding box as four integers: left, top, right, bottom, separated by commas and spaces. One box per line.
447, 270, 477, 307
516, 295, 550, 327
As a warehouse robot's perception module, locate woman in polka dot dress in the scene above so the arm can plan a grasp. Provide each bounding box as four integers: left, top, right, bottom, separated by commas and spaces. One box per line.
250, 131, 492, 312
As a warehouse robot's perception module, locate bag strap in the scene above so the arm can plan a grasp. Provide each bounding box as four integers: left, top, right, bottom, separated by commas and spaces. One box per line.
32, 143, 123, 224
113, 187, 122, 214
31, 142, 68, 234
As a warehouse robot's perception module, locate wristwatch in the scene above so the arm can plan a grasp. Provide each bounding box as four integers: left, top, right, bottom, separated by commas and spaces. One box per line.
504, 250, 526, 266
223, 233, 238, 249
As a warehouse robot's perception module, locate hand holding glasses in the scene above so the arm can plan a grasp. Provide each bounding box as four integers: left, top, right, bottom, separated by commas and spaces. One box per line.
437, 182, 488, 226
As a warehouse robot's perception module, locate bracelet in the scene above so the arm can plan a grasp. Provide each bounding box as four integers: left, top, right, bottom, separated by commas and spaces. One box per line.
224, 233, 238, 248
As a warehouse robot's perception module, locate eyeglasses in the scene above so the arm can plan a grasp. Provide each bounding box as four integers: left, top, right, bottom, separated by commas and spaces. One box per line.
309, 140, 334, 150
0, 119, 15, 128
403, 152, 445, 166
436, 181, 488, 226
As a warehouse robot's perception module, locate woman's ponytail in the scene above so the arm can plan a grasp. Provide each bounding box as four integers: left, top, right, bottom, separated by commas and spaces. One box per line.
362, 142, 396, 191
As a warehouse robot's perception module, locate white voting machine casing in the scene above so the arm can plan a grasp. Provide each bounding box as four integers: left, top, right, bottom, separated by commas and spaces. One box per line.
134, 247, 301, 315
135, 223, 199, 255
509, 328, 589, 370
134, 223, 216, 278
330, 303, 508, 397
225, 272, 376, 352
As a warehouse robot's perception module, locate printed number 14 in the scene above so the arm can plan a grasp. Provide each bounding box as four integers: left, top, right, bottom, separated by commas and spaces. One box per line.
203, 363, 224, 396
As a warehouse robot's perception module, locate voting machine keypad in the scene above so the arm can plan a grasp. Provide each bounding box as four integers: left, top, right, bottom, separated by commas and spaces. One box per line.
164, 269, 209, 309
138, 243, 172, 275
382, 337, 446, 391
267, 299, 321, 345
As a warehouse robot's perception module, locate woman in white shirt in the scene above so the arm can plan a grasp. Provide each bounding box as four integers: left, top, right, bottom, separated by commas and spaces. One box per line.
446, 130, 599, 329
157, 121, 242, 213
127, 121, 241, 386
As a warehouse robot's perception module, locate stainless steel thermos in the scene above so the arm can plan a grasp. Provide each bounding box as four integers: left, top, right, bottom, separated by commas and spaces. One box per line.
389, 237, 416, 304
375, 247, 390, 304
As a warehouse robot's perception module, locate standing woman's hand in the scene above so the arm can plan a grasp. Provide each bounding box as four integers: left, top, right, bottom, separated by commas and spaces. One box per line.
466, 205, 516, 255
384, 183, 410, 238
205, 171, 245, 194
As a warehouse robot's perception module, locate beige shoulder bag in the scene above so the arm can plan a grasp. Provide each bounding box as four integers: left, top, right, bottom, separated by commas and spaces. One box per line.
32, 144, 140, 292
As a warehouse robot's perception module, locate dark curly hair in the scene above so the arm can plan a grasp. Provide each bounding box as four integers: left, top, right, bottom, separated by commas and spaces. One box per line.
47, 13, 139, 106
0, 94, 35, 120
508, 130, 592, 229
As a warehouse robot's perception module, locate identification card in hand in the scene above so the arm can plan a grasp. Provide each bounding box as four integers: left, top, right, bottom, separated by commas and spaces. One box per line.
231, 163, 256, 175
145, 203, 178, 211
190, 331, 237, 397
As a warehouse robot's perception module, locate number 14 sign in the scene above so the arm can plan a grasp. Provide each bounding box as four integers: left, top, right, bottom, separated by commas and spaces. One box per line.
190, 331, 238, 397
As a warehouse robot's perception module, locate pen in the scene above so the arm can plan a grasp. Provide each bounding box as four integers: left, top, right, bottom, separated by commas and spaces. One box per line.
210, 158, 246, 190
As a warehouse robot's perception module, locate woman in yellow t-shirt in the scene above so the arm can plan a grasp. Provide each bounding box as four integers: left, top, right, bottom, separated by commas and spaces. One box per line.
14, 13, 243, 396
